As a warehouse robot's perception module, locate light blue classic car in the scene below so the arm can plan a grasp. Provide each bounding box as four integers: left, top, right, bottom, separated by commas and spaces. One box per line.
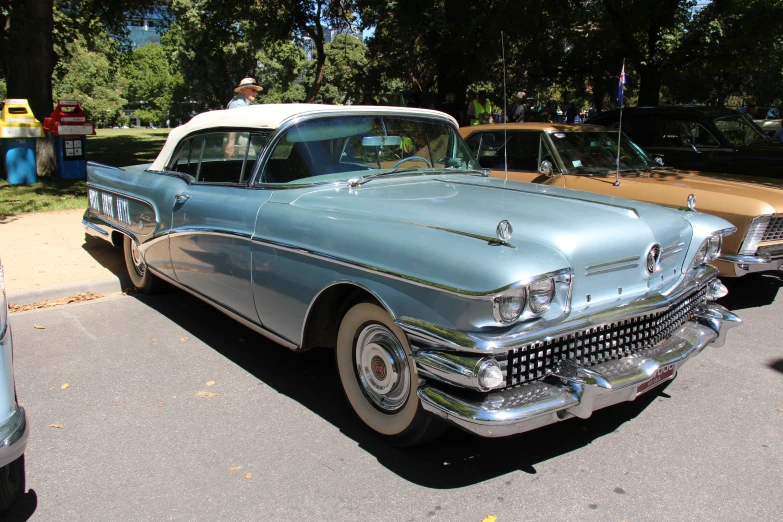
84, 105, 741, 445
0, 256, 28, 510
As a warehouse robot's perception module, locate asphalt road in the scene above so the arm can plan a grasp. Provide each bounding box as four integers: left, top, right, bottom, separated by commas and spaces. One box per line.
5, 275, 783, 521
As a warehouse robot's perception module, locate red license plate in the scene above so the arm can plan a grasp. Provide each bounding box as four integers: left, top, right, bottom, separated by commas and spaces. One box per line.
636, 364, 676, 396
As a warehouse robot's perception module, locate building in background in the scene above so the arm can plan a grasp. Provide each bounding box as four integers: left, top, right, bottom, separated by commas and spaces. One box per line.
125, 10, 170, 49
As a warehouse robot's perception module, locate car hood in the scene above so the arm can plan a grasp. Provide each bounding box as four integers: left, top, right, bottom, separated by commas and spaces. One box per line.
261, 174, 706, 311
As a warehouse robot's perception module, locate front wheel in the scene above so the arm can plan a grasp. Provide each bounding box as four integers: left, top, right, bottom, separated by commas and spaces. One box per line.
0, 455, 25, 512
336, 302, 445, 446
123, 235, 160, 294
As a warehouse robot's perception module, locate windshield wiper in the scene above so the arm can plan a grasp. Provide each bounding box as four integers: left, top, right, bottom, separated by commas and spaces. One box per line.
347, 167, 422, 187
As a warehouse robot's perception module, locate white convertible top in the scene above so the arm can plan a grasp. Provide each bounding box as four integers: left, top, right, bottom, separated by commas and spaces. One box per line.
150, 104, 457, 171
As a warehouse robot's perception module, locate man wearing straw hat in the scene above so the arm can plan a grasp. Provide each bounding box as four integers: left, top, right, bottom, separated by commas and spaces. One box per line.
224, 77, 263, 157
226, 77, 263, 109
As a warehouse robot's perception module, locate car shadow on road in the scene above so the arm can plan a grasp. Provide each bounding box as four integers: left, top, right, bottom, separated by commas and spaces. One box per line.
81, 236, 132, 290
4, 489, 38, 521
135, 288, 671, 489
718, 273, 783, 310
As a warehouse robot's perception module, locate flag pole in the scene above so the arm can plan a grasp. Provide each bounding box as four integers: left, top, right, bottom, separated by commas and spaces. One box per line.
614, 59, 625, 187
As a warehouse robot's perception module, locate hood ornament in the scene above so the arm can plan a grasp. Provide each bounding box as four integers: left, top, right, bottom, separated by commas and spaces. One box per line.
496, 220, 513, 242
687, 194, 696, 211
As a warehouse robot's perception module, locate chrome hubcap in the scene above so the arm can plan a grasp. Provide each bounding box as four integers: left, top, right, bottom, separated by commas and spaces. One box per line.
131, 241, 146, 276
355, 323, 410, 411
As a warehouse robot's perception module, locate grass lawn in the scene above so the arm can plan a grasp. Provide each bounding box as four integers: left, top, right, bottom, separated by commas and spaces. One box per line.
0, 127, 171, 218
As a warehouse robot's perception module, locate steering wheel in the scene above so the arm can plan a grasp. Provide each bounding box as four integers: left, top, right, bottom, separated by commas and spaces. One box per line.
391, 156, 432, 168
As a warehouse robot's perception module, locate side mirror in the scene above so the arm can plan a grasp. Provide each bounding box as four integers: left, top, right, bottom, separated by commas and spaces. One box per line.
653, 155, 664, 166
683, 138, 702, 154
538, 160, 555, 177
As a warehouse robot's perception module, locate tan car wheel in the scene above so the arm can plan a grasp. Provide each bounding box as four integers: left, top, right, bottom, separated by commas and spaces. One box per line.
336, 302, 445, 445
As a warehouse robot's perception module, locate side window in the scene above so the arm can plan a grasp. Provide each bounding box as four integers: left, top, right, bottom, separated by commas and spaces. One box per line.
197, 131, 251, 183
504, 132, 543, 171
169, 136, 202, 177
657, 119, 719, 148
475, 132, 506, 169
619, 116, 656, 146
241, 134, 268, 182
463, 134, 482, 159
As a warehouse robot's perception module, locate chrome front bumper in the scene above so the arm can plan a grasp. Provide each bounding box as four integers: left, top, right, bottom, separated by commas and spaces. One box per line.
0, 407, 28, 468
719, 246, 783, 277
417, 303, 740, 438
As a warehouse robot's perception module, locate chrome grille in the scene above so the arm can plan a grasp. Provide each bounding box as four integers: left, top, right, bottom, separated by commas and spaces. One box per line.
504, 285, 709, 387
761, 216, 783, 242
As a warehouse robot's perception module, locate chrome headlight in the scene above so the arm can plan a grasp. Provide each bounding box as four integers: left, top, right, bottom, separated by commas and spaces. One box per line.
492, 276, 561, 324
493, 286, 526, 323
528, 278, 556, 314
690, 233, 723, 270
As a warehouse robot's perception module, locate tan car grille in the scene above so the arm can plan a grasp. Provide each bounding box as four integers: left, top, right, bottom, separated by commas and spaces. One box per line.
761, 216, 783, 242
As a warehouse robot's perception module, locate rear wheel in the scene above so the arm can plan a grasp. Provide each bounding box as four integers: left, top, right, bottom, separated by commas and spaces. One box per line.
336, 302, 446, 446
0, 455, 25, 512
123, 235, 160, 294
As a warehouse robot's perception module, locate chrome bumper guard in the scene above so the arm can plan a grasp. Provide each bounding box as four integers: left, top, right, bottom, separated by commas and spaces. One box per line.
417, 303, 740, 438
719, 248, 783, 276
83, 209, 112, 242
0, 407, 28, 468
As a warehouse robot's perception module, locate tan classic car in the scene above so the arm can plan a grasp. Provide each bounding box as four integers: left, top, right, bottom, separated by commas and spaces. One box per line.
460, 123, 783, 277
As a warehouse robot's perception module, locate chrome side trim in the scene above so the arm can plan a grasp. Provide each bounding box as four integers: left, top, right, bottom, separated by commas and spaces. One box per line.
661, 241, 685, 260
87, 161, 125, 171
86, 182, 159, 208
82, 218, 109, 236
147, 267, 298, 350
251, 236, 571, 299
403, 220, 515, 248
398, 266, 720, 354
585, 256, 640, 271
168, 228, 253, 241
438, 179, 641, 218
418, 305, 739, 438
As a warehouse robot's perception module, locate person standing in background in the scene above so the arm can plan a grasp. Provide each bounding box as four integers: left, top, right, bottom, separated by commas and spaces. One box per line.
227, 77, 263, 109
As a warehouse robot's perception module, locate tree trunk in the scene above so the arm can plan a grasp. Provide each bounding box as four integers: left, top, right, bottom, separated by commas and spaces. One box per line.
1, 0, 55, 121
636, 65, 662, 106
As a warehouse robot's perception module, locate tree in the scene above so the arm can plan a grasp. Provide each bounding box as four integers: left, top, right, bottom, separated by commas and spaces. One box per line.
53, 36, 128, 126
256, 40, 308, 104
121, 43, 182, 125
0, 0, 164, 121
321, 33, 367, 104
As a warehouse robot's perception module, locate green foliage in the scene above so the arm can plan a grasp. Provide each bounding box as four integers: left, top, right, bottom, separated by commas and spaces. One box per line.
53, 36, 128, 127
321, 34, 368, 104
257, 40, 308, 104
121, 43, 182, 124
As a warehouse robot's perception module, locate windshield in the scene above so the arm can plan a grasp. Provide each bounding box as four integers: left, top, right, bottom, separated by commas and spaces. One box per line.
713, 114, 768, 147
548, 131, 655, 175
258, 115, 479, 185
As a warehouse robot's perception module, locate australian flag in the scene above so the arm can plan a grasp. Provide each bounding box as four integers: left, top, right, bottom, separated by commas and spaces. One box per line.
616, 63, 626, 107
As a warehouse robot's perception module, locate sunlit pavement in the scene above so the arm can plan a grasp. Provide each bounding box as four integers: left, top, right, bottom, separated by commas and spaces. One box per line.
5, 275, 783, 521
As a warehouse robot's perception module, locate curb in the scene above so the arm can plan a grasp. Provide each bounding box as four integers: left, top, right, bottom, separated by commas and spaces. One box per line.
7, 277, 125, 307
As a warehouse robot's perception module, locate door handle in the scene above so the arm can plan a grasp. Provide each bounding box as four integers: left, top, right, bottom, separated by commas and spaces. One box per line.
174, 193, 191, 203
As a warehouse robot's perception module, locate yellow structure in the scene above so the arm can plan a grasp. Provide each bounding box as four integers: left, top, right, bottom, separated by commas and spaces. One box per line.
0, 99, 43, 138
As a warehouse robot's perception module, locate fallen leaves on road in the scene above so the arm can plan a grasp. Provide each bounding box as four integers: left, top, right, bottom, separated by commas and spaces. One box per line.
778, 408, 783, 412
205, 381, 215, 387
151, 338, 157, 344
49, 423, 63, 429
230, 467, 240, 472
196, 391, 218, 398
10, 291, 104, 313
180, 337, 188, 342
157, 403, 164, 408
244, 473, 252, 479
33, 324, 45, 329
482, 517, 497, 522
60, 383, 69, 389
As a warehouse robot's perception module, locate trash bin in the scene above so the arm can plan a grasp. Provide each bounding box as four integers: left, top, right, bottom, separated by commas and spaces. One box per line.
0, 99, 42, 185
43, 100, 95, 179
